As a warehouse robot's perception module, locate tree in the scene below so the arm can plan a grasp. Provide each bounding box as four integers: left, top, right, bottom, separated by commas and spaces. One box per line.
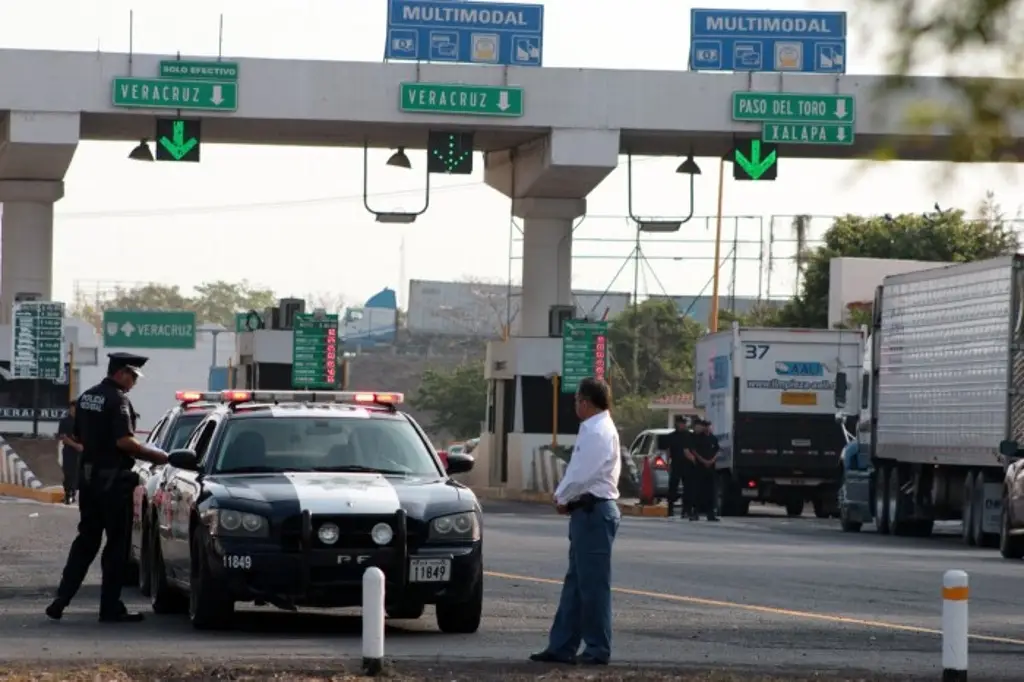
767, 199, 1018, 329
608, 299, 704, 397
305, 291, 348, 314
71, 280, 278, 329
411, 361, 487, 439
869, 0, 1024, 162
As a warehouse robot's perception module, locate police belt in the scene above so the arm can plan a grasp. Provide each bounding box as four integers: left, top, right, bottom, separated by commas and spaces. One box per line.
81, 463, 135, 493
566, 493, 612, 513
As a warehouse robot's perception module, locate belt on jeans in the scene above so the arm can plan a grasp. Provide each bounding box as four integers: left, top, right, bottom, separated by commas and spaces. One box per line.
566, 493, 612, 512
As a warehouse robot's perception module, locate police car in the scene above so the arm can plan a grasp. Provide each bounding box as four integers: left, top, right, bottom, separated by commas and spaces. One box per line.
147, 389, 482, 632
129, 391, 226, 596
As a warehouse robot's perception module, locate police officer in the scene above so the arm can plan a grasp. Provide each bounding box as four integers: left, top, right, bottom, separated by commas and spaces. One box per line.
46, 353, 169, 623
662, 416, 695, 518
691, 419, 720, 521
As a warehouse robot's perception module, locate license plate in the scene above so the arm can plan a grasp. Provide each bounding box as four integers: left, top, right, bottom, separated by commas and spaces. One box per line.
774, 478, 813, 486
741, 489, 758, 498
410, 558, 451, 582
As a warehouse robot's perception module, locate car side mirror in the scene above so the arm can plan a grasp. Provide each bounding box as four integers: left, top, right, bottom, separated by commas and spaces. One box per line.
446, 452, 474, 475
167, 448, 199, 471
437, 449, 449, 468
834, 371, 848, 408
999, 440, 1019, 457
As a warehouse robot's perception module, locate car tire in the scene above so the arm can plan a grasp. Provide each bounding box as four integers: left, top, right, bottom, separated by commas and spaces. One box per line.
435, 576, 482, 634
138, 513, 152, 597
150, 520, 187, 614
386, 602, 426, 620
189, 534, 234, 630
999, 494, 1024, 559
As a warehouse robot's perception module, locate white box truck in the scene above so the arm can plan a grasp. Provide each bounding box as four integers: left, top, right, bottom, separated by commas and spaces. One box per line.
838, 256, 1013, 546
695, 324, 865, 517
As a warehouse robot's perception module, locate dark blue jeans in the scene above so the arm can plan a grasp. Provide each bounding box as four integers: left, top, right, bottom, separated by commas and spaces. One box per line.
547, 499, 621, 662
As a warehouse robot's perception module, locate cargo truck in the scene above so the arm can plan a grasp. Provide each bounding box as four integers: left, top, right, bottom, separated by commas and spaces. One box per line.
694, 324, 865, 517
837, 256, 1015, 546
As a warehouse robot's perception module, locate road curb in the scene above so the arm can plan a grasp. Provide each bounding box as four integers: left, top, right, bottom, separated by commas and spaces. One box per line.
0, 482, 64, 503
474, 486, 668, 517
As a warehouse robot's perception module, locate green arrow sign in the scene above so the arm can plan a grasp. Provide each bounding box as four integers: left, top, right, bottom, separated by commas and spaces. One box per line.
158, 120, 198, 159
734, 139, 777, 180
732, 92, 855, 124
400, 83, 524, 117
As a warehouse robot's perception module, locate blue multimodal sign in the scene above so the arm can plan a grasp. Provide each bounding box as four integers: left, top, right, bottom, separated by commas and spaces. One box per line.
689, 9, 847, 74
385, 0, 544, 66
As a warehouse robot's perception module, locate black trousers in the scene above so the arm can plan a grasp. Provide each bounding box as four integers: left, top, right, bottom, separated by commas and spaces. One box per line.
667, 467, 692, 517
61, 452, 79, 498
54, 480, 133, 614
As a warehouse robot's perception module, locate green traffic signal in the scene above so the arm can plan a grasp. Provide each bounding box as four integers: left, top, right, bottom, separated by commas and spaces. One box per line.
427, 131, 474, 175
732, 138, 778, 180
155, 118, 201, 162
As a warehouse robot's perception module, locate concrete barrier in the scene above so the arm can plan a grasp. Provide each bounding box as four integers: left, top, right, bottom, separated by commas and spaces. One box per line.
0, 436, 63, 503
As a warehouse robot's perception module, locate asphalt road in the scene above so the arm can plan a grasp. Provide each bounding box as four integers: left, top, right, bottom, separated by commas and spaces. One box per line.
1, 495, 1022, 680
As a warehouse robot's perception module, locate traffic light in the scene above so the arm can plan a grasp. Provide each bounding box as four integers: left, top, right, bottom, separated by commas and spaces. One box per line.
155, 118, 201, 162
427, 131, 474, 175
732, 138, 777, 181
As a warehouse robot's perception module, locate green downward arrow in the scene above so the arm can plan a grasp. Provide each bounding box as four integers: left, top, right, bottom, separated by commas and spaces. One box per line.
158, 120, 198, 160
734, 140, 777, 179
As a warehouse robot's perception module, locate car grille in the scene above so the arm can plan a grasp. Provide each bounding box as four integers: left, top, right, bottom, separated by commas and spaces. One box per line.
279, 513, 399, 551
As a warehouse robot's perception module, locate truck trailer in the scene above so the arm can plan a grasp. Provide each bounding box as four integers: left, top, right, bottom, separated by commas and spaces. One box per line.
838, 256, 1015, 546
694, 324, 865, 517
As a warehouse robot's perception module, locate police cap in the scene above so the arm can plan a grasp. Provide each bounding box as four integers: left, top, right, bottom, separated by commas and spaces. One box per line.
107, 352, 148, 378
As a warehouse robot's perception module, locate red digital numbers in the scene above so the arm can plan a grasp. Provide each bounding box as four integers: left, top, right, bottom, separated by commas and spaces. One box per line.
594, 335, 607, 379
325, 325, 338, 384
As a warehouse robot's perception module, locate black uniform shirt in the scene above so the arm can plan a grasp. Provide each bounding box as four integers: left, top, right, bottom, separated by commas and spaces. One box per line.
663, 429, 695, 472
75, 378, 135, 471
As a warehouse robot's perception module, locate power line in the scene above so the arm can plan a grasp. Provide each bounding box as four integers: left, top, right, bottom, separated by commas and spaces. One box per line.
56, 180, 484, 220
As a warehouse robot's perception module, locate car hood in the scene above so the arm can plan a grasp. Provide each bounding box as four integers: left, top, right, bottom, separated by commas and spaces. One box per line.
210, 471, 468, 518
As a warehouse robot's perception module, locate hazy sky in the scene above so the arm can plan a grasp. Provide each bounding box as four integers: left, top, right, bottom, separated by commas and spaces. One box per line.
3, 0, 1021, 310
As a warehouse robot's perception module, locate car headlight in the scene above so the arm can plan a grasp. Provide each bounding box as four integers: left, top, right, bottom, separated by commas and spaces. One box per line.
203, 508, 269, 537
318, 522, 340, 545
371, 522, 394, 546
429, 511, 480, 542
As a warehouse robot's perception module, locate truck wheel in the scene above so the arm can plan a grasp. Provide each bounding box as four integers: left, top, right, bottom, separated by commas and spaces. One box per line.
812, 499, 830, 519
889, 467, 913, 537
189, 534, 235, 630
716, 475, 740, 517
436, 577, 482, 634
972, 474, 998, 549
999, 498, 1024, 559
961, 472, 976, 546
785, 499, 804, 517
874, 466, 891, 535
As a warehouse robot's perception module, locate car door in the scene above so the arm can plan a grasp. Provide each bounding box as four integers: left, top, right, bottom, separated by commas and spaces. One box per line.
630, 433, 652, 472
166, 418, 218, 578
132, 415, 168, 552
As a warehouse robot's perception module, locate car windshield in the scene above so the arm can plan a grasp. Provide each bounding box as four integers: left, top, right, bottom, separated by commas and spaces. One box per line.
211, 415, 440, 476
167, 413, 205, 450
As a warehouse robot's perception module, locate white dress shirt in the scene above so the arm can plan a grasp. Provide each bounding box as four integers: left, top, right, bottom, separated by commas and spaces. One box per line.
554, 410, 621, 506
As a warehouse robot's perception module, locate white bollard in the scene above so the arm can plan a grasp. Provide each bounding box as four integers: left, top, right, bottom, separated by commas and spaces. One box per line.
361, 566, 386, 676
942, 569, 969, 682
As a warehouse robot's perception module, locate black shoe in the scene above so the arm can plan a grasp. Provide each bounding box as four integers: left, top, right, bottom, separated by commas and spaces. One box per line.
529, 650, 576, 664
98, 610, 145, 623
706, 516, 720, 522
579, 654, 609, 666
45, 600, 65, 621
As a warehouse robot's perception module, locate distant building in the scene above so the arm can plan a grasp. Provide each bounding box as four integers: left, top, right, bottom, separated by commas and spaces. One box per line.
648, 295, 766, 323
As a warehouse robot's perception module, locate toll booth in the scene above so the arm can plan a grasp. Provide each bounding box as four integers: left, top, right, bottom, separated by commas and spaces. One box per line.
648, 393, 702, 427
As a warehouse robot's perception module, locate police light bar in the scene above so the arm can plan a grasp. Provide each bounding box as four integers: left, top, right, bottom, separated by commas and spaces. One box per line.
220, 390, 404, 406
175, 390, 223, 405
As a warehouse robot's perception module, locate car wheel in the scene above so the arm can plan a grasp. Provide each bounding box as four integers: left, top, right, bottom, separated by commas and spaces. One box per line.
188, 534, 234, 630
999, 496, 1024, 559
138, 513, 152, 597
435, 576, 482, 634
386, 602, 426, 620
150, 520, 187, 614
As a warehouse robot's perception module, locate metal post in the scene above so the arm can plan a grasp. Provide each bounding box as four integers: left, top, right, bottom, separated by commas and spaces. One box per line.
30, 379, 40, 437
709, 156, 726, 332
551, 375, 559, 447
361, 566, 386, 675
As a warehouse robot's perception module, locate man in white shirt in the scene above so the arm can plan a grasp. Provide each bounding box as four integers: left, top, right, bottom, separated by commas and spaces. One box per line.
530, 377, 621, 666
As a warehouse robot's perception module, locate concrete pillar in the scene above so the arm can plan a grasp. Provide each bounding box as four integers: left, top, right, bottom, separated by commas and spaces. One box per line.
513, 197, 585, 337
0, 180, 64, 324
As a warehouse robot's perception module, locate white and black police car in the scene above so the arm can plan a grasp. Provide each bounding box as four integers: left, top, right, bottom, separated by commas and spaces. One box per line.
146, 389, 482, 632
